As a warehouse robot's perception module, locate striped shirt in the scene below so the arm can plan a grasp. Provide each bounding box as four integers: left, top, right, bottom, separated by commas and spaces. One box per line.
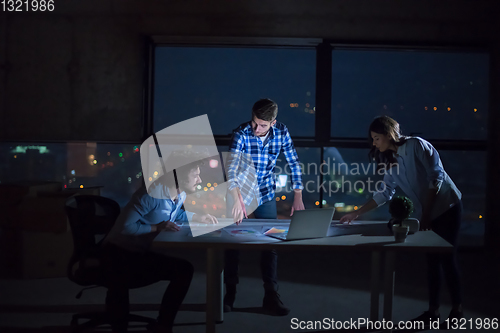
227, 121, 303, 205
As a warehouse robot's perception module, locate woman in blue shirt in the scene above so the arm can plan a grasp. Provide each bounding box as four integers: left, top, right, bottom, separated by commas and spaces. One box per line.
340, 116, 463, 327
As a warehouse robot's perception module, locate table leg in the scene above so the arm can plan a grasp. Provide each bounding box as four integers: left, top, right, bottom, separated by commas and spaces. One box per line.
370, 251, 381, 321
206, 248, 224, 333
383, 252, 395, 333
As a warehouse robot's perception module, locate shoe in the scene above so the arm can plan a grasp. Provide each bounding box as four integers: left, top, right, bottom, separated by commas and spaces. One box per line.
409, 310, 440, 328
262, 291, 290, 316
439, 309, 464, 330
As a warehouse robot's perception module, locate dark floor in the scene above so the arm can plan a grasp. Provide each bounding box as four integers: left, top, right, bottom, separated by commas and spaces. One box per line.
1, 236, 499, 333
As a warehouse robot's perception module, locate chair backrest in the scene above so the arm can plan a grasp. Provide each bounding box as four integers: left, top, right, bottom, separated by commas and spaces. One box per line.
65, 195, 120, 285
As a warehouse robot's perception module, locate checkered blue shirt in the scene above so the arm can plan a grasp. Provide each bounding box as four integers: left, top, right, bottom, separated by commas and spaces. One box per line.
227, 121, 303, 205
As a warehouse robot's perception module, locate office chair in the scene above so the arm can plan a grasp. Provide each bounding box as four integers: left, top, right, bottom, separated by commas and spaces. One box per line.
65, 195, 157, 332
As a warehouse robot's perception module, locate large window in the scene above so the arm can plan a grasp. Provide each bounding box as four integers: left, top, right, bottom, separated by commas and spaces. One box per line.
326, 48, 488, 230
330, 50, 489, 140
153, 44, 318, 219
154, 46, 316, 137
0, 142, 143, 207
152, 42, 488, 236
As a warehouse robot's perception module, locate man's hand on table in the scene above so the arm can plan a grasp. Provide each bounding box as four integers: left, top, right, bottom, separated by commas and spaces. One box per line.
232, 201, 246, 225
231, 188, 247, 225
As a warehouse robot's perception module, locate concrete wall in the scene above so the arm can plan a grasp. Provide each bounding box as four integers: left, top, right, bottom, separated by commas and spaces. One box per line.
1, 10, 144, 141
1, 0, 499, 252
1, 0, 498, 141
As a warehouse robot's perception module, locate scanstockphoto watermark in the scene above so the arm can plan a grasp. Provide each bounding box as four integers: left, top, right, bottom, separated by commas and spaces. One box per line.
300, 175, 385, 195
274, 158, 400, 195
274, 157, 399, 177
291, 317, 428, 330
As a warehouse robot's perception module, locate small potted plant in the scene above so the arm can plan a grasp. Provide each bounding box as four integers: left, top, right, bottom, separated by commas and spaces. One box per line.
388, 196, 419, 233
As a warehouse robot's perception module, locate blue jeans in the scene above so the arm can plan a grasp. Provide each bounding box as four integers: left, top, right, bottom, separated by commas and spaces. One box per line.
224, 199, 278, 292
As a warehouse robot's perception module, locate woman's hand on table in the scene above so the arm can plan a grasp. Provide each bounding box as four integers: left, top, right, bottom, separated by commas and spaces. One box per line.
339, 213, 359, 224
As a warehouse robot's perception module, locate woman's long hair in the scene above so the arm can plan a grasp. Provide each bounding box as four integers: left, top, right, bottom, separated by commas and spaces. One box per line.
368, 116, 408, 170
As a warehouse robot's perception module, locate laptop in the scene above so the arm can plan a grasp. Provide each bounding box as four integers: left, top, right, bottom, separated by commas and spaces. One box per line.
266, 208, 335, 241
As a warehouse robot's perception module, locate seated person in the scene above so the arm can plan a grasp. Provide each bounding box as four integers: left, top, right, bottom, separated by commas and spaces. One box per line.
102, 151, 217, 333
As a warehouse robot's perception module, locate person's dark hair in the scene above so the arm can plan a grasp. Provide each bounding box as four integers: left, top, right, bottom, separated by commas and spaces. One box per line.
175, 159, 204, 187
252, 98, 278, 121
161, 150, 207, 189
368, 116, 408, 170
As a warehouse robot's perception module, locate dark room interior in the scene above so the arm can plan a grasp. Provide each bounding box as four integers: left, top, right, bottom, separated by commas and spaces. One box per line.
1, 1, 500, 333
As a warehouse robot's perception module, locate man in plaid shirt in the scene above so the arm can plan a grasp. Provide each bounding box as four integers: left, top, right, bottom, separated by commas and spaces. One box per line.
224, 98, 305, 316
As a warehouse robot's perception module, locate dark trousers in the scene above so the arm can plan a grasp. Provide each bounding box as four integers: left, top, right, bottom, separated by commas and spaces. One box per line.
102, 244, 194, 332
427, 202, 462, 308
224, 199, 278, 292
